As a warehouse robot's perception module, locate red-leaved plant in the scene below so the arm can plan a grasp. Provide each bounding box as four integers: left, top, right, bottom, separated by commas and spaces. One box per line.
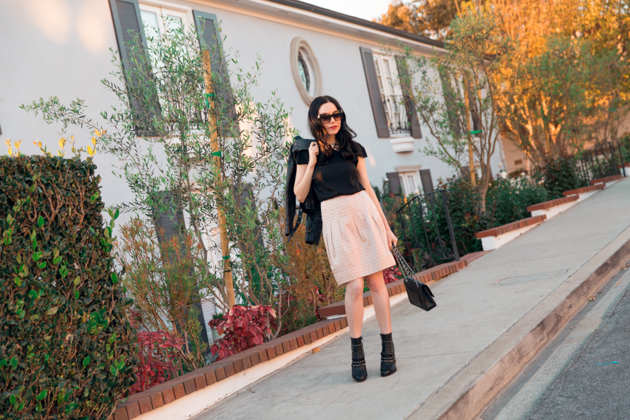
208, 305, 277, 360
383, 266, 403, 284
128, 311, 184, 395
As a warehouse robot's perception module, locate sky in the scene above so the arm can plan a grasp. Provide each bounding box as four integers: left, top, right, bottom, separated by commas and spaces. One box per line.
301, 0, 394, 22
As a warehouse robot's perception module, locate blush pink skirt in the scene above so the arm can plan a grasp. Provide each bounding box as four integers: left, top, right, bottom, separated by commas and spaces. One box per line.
321, 190, 396, 285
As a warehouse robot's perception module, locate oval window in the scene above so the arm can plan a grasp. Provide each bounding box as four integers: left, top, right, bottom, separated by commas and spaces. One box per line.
290, 38, 322, 105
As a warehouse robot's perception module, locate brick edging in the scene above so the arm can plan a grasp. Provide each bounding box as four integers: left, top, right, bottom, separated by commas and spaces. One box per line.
475, 216, 546, 239
112, 317, 348, 419
526, 195, 578, 212
563, 184, 604, 196
318, 260, 468, 318
590, 174, 622, 185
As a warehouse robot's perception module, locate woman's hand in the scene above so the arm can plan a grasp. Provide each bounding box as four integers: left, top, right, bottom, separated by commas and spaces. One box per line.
386, 229, 398, 251
308, 142, 319, 167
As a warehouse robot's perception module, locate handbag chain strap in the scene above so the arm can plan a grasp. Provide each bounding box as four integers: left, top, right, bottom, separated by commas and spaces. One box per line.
392, 247, 417, 280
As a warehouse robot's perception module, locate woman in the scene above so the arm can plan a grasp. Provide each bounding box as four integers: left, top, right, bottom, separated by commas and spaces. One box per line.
293, 95, 398, 382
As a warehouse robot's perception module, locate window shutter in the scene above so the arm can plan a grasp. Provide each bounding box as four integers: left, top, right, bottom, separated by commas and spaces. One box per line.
153, 191, 186, 247
360, 47, 389, 138
193, 10, 238, 132
419, 169, 434, 194
153, 191, 209, 345
469, 93, 481, 133
108, 0, 160, 134
395, 56, 422, 139
437, 66, 462, 136
386, 172, 402, 196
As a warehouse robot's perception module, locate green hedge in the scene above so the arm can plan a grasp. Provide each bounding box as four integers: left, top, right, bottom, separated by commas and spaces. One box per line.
0, 156, 137, 419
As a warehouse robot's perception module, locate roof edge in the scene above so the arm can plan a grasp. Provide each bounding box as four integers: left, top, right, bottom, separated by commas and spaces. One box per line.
264, 0, 445, 49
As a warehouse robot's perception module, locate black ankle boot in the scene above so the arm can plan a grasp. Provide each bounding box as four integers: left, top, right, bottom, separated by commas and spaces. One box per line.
351, 337, 368, 382
380, 333, 397, 377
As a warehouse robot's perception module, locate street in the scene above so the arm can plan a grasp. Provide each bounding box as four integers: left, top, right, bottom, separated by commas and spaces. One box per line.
485, 262, 630, 420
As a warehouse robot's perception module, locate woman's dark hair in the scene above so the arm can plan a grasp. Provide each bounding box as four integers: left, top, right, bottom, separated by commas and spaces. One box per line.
308, 95, 360, 162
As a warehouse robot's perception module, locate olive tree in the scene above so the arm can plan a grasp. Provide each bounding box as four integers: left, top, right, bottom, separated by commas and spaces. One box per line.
22, 18, 296, 336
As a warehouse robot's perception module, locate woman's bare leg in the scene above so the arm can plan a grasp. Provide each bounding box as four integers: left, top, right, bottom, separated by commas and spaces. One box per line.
365, 271, 392, 334
344, 278, 365, 338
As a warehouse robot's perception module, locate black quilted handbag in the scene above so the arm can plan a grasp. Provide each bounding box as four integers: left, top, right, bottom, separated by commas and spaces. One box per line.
392, 247, 436, 311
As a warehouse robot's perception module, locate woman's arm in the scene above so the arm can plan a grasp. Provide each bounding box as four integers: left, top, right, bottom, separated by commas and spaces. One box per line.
294, 163, 315, 203
357, 157, 398, 249
293, 142, 320, 203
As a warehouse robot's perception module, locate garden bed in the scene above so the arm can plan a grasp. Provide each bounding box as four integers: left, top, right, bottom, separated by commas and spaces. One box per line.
113, 317, 348, 419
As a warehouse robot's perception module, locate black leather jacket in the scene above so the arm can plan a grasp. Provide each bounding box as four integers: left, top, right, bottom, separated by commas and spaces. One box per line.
285, 136, 322, 245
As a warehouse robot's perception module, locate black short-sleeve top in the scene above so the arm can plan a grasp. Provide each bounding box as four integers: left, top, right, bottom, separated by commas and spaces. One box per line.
296, 142, 368, 202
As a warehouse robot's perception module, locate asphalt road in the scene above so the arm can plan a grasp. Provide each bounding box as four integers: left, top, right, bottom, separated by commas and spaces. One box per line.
527, 278, 630, 419
484, 264, 630, 420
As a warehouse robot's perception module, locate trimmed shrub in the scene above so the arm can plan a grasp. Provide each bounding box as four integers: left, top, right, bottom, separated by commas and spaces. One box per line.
541, 156, 583, 198
486, 176, 549, 226
0, 156, 137, 419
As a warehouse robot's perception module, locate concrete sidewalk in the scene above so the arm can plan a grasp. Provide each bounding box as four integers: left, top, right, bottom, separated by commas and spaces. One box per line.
193, 178, 630, 420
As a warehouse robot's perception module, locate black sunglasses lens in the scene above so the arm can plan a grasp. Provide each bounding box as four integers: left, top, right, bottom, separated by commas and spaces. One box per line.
320, 111, 343, 124
320, 114, 333, 123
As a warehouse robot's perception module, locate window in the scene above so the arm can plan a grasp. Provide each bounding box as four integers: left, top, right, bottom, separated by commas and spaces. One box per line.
373, 53, 408, 137
290, 38, 322, 105
398, 171, 422, 196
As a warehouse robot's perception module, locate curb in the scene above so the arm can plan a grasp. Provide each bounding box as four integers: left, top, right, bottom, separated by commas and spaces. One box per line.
407, 226, 630, 420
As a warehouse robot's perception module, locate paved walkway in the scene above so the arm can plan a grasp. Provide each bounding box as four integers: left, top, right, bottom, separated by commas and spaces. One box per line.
193, 179, 630, 420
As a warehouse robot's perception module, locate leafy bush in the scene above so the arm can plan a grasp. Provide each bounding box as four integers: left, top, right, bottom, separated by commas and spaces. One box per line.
540, 156, 584, 198
0, 155, 136, 418
117, 217, 208, 371
208, 305, 276, 360
274, 220, 343, 334
438, 178, 487, 257
129, 320, 184, 395
486, 176, 549, 225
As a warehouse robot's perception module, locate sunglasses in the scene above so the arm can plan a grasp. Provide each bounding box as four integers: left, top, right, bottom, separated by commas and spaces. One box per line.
317, 110, 344, 124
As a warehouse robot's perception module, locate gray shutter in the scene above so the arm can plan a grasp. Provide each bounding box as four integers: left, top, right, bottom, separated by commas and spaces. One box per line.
360, 47, 390, 138
153, 191, 209, 345
386, 172, 402, 196
419, 169, 434, 194
470, 96, 481, 133
108, 0, 160, 134
437, 66, 462, 136
395, 56, 422, 139
153, 191, 185, 248
193, 11, 238, 132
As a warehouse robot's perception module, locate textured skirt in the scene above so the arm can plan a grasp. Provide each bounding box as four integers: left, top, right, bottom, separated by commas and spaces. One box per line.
321, 190, 396, 285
